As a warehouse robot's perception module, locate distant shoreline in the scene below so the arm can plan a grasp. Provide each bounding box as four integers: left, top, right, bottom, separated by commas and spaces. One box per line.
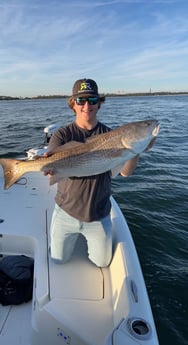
1, 92, 188, 101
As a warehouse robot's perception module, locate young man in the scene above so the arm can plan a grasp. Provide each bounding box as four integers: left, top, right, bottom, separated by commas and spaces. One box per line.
45, 78, 139, 267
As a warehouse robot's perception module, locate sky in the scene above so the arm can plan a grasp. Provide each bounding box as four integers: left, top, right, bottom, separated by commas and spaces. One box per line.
1, 0, 188, 97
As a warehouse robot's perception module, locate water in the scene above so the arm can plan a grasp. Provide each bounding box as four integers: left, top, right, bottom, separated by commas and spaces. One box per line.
0, 96, 188, 345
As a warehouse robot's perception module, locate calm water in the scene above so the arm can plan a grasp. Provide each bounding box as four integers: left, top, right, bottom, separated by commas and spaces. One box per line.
0, 96, 188, 345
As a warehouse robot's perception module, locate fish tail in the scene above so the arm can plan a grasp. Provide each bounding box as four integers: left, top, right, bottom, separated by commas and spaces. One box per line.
0, 158, 25, 190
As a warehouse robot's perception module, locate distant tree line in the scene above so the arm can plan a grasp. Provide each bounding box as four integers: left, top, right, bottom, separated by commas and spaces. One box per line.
1, 92, 188, 101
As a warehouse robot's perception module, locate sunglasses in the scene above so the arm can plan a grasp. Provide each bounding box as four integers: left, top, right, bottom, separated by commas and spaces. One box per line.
75, 97, 99, 106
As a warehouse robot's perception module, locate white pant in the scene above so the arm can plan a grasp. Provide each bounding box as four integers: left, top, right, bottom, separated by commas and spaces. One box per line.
50, 204, 112, 267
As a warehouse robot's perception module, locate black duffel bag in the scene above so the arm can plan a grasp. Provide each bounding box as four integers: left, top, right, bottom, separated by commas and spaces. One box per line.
0, 255, 34, 305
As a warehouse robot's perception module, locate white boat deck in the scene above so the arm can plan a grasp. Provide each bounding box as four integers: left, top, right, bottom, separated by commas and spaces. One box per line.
0, 303, 32, 344
0, 169, 159, 345
0, 173, 50, 344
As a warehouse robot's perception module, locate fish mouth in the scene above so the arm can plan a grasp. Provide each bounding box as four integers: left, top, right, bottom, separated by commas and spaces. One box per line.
152, 123, 160, 137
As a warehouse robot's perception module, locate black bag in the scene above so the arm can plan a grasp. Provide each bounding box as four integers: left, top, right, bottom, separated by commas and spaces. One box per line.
0, 255, 34, 306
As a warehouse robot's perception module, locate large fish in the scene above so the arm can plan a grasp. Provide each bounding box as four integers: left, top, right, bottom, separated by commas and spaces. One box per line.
0, 119, 160, 190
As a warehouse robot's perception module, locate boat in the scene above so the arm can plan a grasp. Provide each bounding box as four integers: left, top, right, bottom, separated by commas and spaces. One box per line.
0, 124, 159, 345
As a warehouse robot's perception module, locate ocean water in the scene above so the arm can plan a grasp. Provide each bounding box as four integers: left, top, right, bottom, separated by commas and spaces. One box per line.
0, 96, 187, 345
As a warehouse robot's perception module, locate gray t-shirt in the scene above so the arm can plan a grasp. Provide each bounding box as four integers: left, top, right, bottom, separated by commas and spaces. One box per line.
48, 121, 112, 222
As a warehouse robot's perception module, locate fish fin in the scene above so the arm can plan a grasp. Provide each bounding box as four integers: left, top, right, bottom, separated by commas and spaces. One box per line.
63, 141, 83, 149
48, 141, 83, 155
120, 166, 130, 177
111, 164, 125, 178
85, 136, 97, 143
0, 158, 25, 190
49, 174, 64, 185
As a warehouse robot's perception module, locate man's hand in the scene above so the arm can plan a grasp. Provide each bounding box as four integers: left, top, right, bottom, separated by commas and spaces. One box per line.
43, 151, 55, 176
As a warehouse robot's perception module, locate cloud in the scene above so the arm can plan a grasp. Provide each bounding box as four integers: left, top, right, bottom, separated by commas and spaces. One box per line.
1, 0, 188, 96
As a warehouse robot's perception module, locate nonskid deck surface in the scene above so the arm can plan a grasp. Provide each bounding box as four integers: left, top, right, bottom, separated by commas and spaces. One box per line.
0, 303, 32, 344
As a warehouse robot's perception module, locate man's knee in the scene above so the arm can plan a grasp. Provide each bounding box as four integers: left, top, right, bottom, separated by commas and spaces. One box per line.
50, 256, 70, 264
88, 251, 112, 267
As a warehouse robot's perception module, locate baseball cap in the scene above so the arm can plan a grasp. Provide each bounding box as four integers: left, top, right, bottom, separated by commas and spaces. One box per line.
72, 78, 99, 98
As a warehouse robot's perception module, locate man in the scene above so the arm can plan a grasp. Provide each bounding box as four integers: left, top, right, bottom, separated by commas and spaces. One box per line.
45, 78, 139, 267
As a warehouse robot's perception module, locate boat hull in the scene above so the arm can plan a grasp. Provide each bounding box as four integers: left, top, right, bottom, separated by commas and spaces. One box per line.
0, 171, 159, 345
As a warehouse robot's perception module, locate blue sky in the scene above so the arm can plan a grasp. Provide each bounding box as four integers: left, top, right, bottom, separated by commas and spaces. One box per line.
1, 0, 188, 97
